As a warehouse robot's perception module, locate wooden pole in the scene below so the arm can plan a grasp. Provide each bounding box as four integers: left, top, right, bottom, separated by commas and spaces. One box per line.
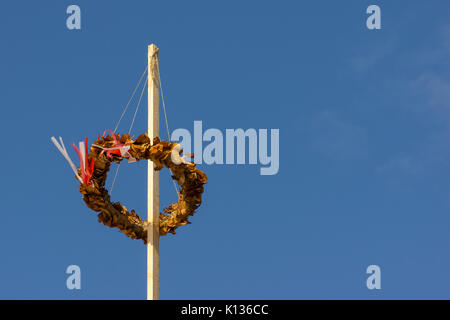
147, 43, 160, 300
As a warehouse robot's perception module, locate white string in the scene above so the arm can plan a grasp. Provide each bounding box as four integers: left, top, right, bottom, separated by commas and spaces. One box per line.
156, 62, 171, 141
129, 74, 148, 135
110, 62, 179, 197
156, 60, 179, 195
111, 73, 148, 195
109, 163, 121, 196
114, 67, 148, 133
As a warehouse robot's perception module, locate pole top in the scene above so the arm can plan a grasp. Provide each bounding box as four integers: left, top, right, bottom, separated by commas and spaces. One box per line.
148, 43, 159, 54
148, 44, 159, 83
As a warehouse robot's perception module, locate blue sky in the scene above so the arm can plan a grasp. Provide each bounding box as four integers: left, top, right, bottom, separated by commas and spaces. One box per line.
1, 0, 450, 299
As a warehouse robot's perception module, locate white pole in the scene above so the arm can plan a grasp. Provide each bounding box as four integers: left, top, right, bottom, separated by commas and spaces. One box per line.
147, 43, 160, 300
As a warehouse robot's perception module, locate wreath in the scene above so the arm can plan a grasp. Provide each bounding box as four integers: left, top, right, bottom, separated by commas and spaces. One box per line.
55, 130, 207, 243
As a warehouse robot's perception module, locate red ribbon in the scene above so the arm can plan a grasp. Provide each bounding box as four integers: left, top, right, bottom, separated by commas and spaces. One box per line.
72, 137, 95, 186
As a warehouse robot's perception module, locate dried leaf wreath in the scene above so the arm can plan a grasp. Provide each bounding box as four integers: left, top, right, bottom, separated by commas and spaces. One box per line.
51, 130, 207, 243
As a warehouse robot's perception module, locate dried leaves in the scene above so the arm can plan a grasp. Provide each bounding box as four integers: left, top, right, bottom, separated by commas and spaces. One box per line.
78, 132, 207, 243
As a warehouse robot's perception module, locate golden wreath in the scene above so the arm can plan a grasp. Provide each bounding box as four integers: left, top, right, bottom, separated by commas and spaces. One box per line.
75, 131, 207, 243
